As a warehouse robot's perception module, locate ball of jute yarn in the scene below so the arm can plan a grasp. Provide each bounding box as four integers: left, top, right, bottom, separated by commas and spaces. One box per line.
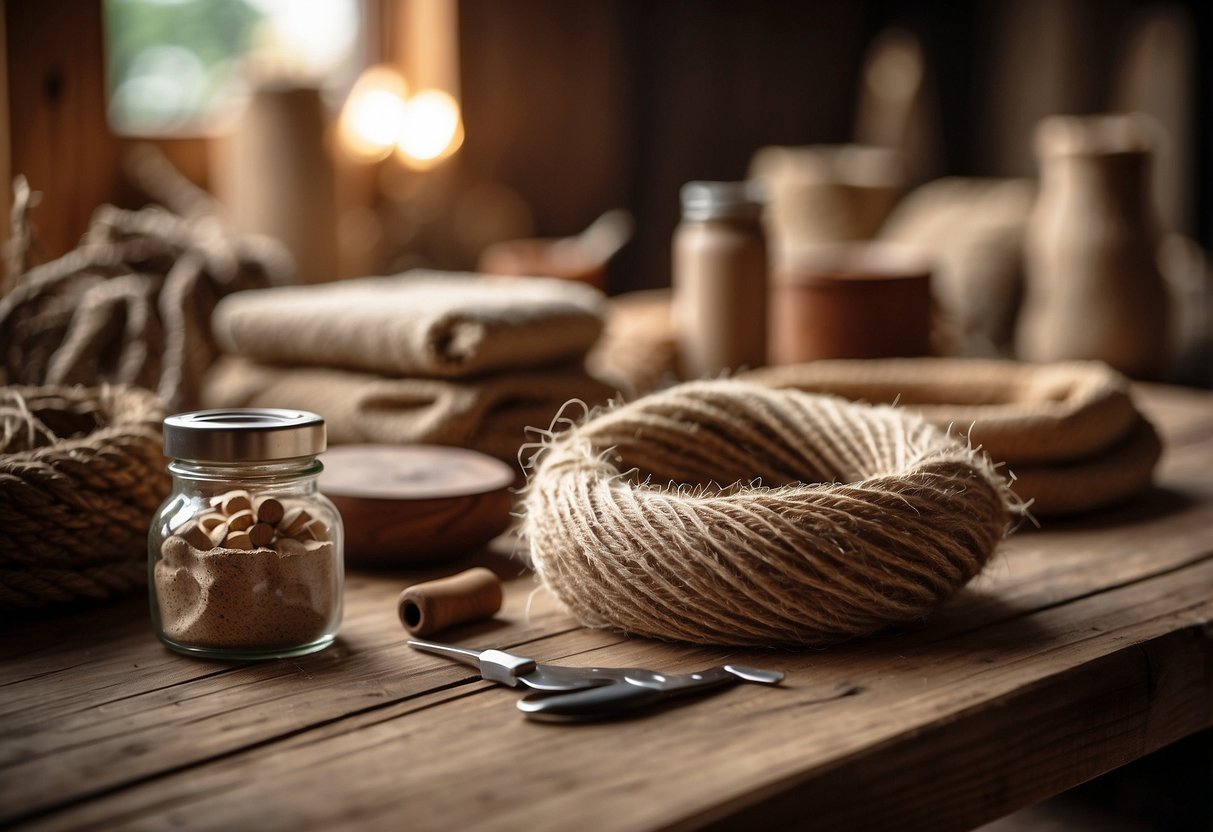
523, 379, 1019, 647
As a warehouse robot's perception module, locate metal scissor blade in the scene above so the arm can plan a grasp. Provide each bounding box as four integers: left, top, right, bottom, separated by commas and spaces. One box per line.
517, 683, 668, 721
407, 638, 483, 666
517, 664, 785, 721
407, 638, 538, 687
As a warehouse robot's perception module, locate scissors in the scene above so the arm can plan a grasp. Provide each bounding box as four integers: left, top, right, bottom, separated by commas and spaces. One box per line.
408, 638, 784, 721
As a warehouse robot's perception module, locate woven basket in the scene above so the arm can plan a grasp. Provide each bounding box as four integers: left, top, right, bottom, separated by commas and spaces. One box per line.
0, 385, 169, 610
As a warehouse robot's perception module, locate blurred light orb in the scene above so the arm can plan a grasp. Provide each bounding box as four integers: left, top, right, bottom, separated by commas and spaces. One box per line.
338, 65, 409, 162
397, 89, 463, 169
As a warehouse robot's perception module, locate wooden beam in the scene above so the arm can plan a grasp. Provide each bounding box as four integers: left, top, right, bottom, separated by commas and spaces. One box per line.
3, 0, 120, 262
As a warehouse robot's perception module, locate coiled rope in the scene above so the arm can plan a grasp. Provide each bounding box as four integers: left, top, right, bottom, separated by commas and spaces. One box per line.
0, 385, 169, 609
524, 379, 1020, 646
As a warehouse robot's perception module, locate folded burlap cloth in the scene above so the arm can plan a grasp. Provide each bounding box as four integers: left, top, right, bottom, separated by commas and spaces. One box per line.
211, 271, 608, 378
203, 357, 617, 463
742, 358, 1161, 516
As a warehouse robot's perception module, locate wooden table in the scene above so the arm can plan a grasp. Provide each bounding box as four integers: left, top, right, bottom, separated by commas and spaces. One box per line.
3, 384, 1211, 831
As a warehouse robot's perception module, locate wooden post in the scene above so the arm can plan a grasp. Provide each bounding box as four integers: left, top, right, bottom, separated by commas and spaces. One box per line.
2, 0, 121, 263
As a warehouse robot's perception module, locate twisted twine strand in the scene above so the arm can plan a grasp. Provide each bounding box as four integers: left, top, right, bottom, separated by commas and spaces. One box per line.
524, 380, 1019, 647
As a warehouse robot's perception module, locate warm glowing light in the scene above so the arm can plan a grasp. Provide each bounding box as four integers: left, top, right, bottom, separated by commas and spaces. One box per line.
337, 65, 409, 162
396, 89, 463, 169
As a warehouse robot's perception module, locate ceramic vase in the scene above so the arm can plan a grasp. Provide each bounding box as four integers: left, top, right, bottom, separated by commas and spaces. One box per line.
1016, 113, 1170, 378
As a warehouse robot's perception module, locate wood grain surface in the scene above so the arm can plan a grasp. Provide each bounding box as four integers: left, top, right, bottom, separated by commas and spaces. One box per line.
1, 384, 1210, 831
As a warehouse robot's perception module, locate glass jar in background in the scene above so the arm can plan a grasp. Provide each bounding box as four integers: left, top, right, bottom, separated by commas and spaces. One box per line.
672, 180, 769, 378
149, 409, 344, 660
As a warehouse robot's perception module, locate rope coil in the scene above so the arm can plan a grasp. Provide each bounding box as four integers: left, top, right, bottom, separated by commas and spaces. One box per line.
524, 379, 1020, 646
0, 385, 169, 610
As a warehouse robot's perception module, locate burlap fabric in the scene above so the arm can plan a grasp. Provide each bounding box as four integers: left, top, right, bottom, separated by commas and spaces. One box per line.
211, 271, 608, 378
203, 357, 618, 464
0, 384, 169, 610
587, 288, 679, 397
742, 358, 1161, 516
878, 177, 1035, 357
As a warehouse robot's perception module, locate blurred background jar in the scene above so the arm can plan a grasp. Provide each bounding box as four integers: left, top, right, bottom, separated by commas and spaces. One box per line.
672, 181, 768, 378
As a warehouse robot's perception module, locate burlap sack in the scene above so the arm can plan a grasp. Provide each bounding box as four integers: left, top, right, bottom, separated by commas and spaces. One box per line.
202, 357, 619, 464
211, 271, 608, 379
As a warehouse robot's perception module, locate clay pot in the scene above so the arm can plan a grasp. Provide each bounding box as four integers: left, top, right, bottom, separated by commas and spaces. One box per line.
478, 238, 607, 291
1016, 113, 1171, 378
769, 243, 933, 363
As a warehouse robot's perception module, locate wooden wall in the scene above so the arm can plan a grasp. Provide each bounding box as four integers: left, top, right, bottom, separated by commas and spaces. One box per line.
456, 0, 1210, 294
0, 0, 1208, 291
457, 0, 875, 294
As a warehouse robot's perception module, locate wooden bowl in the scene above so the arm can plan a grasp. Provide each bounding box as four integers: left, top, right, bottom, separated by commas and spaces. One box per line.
319, 444, 514, 568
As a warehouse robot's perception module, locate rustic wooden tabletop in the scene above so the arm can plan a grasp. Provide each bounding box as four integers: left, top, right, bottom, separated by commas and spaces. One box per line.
2, 384, 1211, 831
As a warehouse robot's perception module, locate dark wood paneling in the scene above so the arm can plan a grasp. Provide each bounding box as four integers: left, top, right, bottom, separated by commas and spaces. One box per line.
5, 0, 120, 263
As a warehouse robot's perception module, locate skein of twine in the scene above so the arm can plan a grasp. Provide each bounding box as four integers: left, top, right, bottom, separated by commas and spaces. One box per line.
522, 379, 1022, 647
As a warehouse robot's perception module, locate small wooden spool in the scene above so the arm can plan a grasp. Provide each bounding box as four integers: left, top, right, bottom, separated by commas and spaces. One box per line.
397, 568, 503, 637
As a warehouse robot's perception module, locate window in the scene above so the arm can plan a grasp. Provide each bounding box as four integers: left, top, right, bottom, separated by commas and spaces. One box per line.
104, 0, 362, 135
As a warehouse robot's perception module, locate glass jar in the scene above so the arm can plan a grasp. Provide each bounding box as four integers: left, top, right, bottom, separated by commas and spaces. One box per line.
672, 180, 769, 378
149, 408, 344, 659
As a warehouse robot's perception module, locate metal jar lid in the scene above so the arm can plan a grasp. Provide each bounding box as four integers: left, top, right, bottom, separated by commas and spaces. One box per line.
680, 180, 765, 223
163, 409, 326, 462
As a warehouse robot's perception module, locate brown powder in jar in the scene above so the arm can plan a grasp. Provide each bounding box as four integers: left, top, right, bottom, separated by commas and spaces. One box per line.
155, 535, 338, 650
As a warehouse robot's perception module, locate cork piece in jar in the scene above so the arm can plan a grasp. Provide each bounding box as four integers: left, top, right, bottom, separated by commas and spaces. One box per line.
249, 522, 275, 548
254, 496, 285, 526
224, 530, 254, 550
301, 519, 329, 542
279, 507, 314, 538
226, 509, 256, 532
207, 521, 230, 547
217, 490, 253, 515
197, 513, 227, 534
177, 520, 215, 552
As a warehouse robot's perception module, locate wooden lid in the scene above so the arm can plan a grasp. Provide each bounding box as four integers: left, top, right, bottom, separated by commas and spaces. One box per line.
320, 444, 515, 567
320, 444, 514, 500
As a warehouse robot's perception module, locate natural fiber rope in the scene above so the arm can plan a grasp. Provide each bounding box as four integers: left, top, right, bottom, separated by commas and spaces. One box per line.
0, 150, 292, 409
0, 384, 169, 610
523, 379, 1020, 647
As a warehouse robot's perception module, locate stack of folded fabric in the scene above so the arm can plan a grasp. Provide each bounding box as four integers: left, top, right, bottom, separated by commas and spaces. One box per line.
742, 358, 1162, 517
202, 271, 619, 465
